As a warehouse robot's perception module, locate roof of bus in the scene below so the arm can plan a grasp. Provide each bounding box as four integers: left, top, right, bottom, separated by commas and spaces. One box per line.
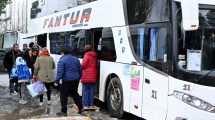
28, 0, 126, 36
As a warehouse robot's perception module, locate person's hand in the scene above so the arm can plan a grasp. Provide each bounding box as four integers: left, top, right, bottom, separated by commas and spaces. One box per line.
4, 68, 7, 72
54, 83, 58, 86
33, 75, 37, 79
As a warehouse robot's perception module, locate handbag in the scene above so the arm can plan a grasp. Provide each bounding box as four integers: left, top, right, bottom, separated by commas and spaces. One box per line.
27, 81, 47, 98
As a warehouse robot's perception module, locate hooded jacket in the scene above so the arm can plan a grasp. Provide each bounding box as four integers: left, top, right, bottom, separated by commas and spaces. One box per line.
81, 51, 97, 83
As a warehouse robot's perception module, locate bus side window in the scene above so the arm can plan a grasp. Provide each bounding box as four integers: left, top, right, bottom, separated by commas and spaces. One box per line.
50, 33, 62, 55
70, 30, 86, 58
148, 27, 167, 62
100, 28, 116, 62
146, 27, 168, 72
49, 30, 86, 58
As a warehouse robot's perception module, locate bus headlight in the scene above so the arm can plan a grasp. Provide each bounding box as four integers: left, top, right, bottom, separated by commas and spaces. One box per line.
173, 91, 215, 112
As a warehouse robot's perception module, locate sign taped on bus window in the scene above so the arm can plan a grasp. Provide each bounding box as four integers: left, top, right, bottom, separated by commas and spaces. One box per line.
131, 66, 140, 91
187, 49, 201, 71
123, 64, 131, 76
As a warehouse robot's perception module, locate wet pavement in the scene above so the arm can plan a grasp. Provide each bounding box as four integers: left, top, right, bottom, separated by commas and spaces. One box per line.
0, 73, 140, 120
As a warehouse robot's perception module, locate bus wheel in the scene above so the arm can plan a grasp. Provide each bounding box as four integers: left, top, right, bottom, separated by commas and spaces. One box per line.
107, 77, 124, 118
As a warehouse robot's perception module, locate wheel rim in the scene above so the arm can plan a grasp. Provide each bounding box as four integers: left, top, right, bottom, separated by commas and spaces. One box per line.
110, 84, 121, 110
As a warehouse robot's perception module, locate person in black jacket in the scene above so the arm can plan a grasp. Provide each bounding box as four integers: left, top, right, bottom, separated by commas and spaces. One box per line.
23, 43, 40, 75
23, 42, 34, 73
3, 43, 21, 95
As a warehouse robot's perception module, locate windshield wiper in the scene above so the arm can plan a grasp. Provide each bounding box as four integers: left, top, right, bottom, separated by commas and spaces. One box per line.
196, 69, 215, 83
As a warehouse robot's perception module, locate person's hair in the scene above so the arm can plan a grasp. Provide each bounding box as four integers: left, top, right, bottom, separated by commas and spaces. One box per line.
13, 43, 19, 48
23, 43, 27, 46
32, 45, 39, 50
60, 46, 71, 55
29, 42, 34, 48
31, 47, 38, 52
84, 45, 92, 52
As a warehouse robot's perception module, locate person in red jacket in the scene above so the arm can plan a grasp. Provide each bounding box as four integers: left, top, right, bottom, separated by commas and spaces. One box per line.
81, 45, 97, 109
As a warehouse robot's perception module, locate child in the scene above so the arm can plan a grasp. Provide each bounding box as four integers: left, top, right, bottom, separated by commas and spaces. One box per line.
16, 54, 31, 104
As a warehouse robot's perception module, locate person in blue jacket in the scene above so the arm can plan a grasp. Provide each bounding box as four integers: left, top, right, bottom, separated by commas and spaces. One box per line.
54, 47, 84, 116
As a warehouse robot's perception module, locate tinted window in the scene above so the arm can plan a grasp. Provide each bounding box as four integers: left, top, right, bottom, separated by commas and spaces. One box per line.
149, 27, 167, 62
49, 30, 85, 58
126, 0, 169, 25
100, 28, 116, 62
130, 26, 145, 61
3, 32, 17, 48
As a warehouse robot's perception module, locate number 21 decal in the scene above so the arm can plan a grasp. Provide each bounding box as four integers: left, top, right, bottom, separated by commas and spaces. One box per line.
183, 84, 191, 91
152, 90, 157, 99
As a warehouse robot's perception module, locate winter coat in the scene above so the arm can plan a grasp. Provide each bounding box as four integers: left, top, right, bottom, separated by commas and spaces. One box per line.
55, 54, 82, 83
81, 51, 97, 83
16, 57, 31, 82
3, 49, 21, 72
34, 56, 55, 83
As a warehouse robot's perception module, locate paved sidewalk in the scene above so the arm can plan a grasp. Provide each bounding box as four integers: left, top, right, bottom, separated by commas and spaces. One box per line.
0, 73, 9, 87
0, 73, 115, 120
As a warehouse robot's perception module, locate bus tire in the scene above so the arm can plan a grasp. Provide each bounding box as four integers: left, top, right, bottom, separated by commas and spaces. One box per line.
107, 77, 124, 118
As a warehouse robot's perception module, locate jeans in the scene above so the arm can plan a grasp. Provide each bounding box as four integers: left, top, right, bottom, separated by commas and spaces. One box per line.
82, 83, 95, 107
60, 80, 83, 113
19, 82, 27, 100
8, 71, 19, 93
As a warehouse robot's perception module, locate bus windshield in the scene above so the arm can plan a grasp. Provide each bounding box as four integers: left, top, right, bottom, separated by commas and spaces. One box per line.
2, 32, 18, 48
178, 9, 215, 71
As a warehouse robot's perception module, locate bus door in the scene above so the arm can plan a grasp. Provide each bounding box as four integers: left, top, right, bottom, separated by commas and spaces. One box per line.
37, 34, 47, 50
142, 23, 169, 119
128, 25, 145, 117
86, 28, 102, 95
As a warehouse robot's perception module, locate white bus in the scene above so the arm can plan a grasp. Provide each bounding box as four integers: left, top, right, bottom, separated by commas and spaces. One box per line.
28, 0, 215, 119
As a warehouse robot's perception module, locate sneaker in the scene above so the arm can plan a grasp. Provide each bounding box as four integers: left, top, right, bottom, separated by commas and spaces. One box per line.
47, 101, 51, 105
10, 91, 17, 96
19, 99, 28, 104
89, 106, 97, 109
39, 102, 43, 106
78, 109, 84, 114
56, 111, 67, 116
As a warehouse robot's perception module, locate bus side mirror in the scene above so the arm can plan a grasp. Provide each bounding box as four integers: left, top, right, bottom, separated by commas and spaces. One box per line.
180, 0, 199, 31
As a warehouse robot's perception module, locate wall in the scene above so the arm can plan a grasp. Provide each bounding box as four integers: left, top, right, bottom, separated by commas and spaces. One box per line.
0, 0, 28, 34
